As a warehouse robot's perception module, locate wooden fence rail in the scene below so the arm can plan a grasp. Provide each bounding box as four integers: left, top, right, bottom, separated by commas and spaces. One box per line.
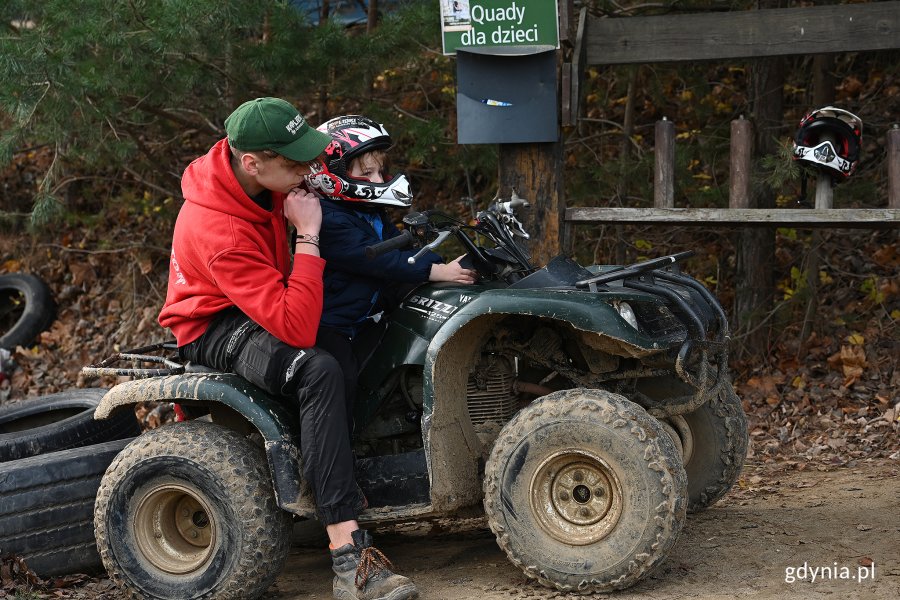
584, 1, 900, 65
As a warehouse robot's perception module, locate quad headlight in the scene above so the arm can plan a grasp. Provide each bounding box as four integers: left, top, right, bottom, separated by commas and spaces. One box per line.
615, 301, 639, 330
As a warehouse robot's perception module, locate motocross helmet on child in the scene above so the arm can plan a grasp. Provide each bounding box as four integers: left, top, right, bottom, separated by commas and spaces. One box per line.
306, 115, 413, 207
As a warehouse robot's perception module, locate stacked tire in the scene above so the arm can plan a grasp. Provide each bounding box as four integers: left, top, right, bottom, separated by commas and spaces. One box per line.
0, 273, 57, 350
0, 389, 140, 576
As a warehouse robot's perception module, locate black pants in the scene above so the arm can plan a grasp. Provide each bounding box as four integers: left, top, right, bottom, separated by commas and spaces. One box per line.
180, 308, 362, 525
315, 326, 358, 425
315, 319, 391, 429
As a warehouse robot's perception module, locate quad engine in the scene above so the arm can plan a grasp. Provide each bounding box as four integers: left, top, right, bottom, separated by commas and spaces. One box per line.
466, 354, 522, 453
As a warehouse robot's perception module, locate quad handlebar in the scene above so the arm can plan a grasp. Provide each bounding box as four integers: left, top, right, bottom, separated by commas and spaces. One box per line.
363, 197, 535, 281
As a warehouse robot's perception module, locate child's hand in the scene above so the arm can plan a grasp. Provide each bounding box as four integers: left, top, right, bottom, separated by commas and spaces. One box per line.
284, 187, 322, 236
429, 256, 478, 284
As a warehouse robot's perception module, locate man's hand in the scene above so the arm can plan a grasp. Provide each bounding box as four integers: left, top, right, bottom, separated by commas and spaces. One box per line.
429, 256, 478, 284
284, 187, 322, 236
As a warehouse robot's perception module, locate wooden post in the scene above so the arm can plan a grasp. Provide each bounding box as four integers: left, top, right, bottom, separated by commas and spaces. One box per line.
814, 174, 834, 209
729, 116, 752, 208
654, 118, 675, 208
889, 125, 900, 209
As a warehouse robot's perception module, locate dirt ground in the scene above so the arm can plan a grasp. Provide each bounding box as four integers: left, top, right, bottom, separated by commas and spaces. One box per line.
272, 460, 899, 600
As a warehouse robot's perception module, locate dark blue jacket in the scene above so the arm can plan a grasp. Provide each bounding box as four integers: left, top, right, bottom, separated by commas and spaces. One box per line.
318, 199, 442, 337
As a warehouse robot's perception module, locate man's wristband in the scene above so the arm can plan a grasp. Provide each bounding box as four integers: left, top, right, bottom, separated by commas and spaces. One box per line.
295, 234, 320, 244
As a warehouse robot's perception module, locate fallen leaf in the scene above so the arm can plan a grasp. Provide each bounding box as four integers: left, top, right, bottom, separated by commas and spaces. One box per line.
746, 374, 785, 396
840, 345, 868, 372
69, 261, 97, 287
1, 259, 22, 272
838, 75, 863, 96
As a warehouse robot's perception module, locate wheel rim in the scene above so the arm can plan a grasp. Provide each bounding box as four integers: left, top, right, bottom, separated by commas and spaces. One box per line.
530, 449, 623, 546
668, 415, 694, 464
658, 419, 684, 459
134, 483, 216, 574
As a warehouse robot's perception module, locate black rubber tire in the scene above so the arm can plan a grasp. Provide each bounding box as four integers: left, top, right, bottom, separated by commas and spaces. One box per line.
94, 421, 293, 600
0, 389, 141, 462
0, 437, 133, 577
483, 388, 687, 594
672, 381, 749, 513
0, 273, 56, 350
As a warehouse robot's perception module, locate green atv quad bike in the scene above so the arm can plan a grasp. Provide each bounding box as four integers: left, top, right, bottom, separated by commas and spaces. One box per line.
84, 195, 748, 599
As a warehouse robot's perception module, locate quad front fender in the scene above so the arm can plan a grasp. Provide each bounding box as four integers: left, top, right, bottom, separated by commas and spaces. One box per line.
94, 373, 314, 517
420, 288, 667, 513
448, 288, 669, 356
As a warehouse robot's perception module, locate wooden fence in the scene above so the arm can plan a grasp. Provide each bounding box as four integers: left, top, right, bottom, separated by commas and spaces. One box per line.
561, 1, 900, 231
565, 120, 900, 229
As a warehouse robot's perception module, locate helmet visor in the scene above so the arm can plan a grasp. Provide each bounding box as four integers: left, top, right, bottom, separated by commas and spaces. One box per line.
794, 140, 855, 175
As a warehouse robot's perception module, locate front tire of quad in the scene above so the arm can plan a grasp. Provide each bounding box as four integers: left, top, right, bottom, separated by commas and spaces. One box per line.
484, 388, 687, 594
94, 420, 292, 600
667, 381, 748, 513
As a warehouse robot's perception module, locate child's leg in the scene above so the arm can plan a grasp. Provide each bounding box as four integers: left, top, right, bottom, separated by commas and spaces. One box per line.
315, 326, 358, 436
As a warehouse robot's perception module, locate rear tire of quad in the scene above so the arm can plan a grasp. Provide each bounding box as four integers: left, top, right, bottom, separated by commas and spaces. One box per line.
667, 381, 748, 513
0, 389, 140, 462
94, 421, 293, 600
483, 388, 687, 594
0, 273, 56, 350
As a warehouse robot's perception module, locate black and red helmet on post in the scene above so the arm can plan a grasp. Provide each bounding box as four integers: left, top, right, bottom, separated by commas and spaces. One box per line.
791, 106, 862, 179
305, 115, 412, 208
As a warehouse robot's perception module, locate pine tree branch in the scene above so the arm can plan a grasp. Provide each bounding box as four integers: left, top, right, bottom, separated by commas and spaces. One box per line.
121, 166, 181, 200
130, 101, 218, 134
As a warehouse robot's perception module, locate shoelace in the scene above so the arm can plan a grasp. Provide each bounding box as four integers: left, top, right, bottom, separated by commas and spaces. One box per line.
354, 546, 394, 590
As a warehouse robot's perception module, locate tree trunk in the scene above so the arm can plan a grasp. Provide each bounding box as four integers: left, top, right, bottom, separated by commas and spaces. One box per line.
367, 0, 378, 33
799, 53, 836, 348
615, 66, 638, 264
498, 143, 564, 267
735, 4, 786, 356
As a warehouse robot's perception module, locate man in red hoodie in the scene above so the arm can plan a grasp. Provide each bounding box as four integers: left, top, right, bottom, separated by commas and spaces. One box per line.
159, 97, 418, 600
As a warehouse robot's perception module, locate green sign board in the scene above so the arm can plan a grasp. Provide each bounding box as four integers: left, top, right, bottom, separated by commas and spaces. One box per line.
440, 0, 560, 55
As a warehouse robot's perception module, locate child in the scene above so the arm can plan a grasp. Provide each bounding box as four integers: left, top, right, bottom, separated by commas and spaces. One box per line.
306, 114, 476, 404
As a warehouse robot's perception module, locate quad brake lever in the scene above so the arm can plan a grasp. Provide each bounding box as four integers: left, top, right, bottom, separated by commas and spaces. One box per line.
407, 230, 452, 265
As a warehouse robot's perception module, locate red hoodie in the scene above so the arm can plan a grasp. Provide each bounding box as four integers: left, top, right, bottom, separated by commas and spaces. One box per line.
158, 138, 324, 348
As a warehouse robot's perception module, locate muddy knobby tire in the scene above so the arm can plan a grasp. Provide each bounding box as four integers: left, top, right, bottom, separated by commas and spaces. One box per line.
483, 388, 687, 594
94, 421, 292, 600
673, 380, 749, 513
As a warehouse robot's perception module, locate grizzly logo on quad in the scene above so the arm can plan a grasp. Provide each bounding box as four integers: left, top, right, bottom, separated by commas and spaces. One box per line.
403, 295, 459, 322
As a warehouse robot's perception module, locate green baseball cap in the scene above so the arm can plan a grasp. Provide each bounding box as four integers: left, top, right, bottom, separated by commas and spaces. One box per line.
224, 97, 330, 162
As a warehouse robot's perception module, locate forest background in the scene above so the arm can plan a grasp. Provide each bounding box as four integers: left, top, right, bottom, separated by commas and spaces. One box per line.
0, 0, 897, 496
